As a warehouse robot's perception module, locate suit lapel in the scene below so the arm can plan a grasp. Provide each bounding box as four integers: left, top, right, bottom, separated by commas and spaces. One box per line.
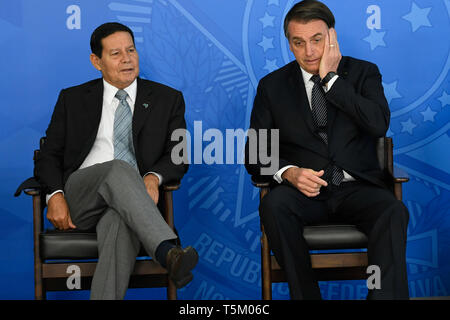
77, 80, 103, 164
287, 63, 317, 135
84, 80, 103, 125
133, 78, 153, 144
327, 59, 348, 138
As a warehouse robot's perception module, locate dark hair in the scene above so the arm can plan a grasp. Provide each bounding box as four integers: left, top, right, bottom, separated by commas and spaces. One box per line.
90, 22, 135, 58
284, 0, 335, 38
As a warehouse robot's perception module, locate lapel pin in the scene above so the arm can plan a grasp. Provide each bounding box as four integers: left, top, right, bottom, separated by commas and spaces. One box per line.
143, 103, 149, 109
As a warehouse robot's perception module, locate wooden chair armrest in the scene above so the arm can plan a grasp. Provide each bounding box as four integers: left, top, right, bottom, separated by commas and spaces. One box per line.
15, 177, 42, 197
24, 189, 41, 196
251, 175, 271, 189
162, 181, 181, 192
393, 166, 409, 183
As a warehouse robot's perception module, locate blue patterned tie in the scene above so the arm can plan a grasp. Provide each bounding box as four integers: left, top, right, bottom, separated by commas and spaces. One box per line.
113, 89, 138, 169
310, 75, 344, 186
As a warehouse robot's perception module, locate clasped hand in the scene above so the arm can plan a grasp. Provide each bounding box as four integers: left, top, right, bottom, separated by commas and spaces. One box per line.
282, 167, 328, 198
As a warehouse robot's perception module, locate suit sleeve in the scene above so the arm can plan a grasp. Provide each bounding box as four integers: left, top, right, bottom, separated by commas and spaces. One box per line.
326, 63, 390, 137
245, 80, 294, 177
146, 91, 189, 183
34, 89, 67, 195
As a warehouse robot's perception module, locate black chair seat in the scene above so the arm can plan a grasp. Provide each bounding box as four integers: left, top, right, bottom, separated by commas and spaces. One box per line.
304, 225, 368, 250
40, 230, 149, 260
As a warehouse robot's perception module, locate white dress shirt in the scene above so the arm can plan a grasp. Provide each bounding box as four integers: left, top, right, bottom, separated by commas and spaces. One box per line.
46, 79, 162, 204
273, 67, 355, 183
79, 79, 137, 169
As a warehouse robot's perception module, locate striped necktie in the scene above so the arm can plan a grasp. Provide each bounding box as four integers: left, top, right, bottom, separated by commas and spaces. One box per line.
310, 75, 343, 186
113, 89, 138, 169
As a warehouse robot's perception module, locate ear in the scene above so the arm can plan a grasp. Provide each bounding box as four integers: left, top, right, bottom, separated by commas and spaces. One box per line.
90, 53, 102, 71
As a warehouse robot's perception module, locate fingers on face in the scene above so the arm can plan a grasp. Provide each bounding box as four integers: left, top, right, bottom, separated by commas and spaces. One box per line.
329, 27, 335, 38
323, 30, 330, 52
326, 28, 337, 49
332, 29, 340, 51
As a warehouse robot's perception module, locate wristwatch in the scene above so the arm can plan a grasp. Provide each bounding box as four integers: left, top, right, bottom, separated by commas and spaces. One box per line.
321, 71, 338, 86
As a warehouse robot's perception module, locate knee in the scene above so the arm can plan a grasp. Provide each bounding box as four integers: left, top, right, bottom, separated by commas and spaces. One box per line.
259, 186, 291, 224
259, 189, 279, 217
97, 210, 122, 230
375, 200, 409, 235
390, 200, 409, 224
108, 159, 140, 179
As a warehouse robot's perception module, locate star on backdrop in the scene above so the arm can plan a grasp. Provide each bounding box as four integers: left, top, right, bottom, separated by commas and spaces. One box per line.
401, 118, 417, 135
263, 59, 278, 73
402, 2, 432, 32
383, 81, 402, 104
259, 12, 275, 28
438, 91, 450, 109
363, 28, 386, 51
420, 106, 437, 122
258, 35, 274, 52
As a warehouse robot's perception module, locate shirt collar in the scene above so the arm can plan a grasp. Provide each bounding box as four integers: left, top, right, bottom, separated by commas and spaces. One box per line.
298, 65, 317, 85
103, 79, 138, 105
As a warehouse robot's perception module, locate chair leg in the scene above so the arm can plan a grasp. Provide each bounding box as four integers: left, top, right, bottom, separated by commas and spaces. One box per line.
34, 262, 45, 300
163, 191, 174, 229
164, 190, 177, 300
261, 226, 272, 300
33, 195, 45, 300
259, 188, 272, 300
167, 279, 177, 300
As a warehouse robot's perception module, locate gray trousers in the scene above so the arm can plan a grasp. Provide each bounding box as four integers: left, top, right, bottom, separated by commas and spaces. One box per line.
64, 160, 177, 299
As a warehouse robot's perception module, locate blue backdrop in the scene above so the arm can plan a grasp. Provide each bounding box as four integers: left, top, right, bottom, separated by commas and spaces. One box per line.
1, 0, 449, 300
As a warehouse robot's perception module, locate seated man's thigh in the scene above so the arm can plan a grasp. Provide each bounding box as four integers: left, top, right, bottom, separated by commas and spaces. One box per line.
334, 184, 408, 236
260, 184, 329, 227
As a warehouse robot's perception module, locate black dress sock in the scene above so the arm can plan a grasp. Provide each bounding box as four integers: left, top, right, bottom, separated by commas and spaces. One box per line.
155, 240, 176, 268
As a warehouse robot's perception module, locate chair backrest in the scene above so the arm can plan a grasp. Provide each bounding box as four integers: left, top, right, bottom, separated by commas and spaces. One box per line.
32, 137, 46, 163
40, 137, 46, 148
376, 137, 393, 175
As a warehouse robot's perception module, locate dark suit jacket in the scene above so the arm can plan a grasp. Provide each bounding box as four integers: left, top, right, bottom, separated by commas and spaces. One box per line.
35, 77, 188, 195
245, 56, 390, 188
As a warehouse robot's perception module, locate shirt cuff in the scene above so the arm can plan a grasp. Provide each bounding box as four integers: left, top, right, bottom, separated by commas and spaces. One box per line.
324, 75, 339, 91
273, 165, 298, 184
46, 190, 64, 205
144, 172, 163, 186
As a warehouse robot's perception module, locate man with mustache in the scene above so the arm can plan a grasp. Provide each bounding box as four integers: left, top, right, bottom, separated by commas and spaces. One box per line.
35, 22, 198, 299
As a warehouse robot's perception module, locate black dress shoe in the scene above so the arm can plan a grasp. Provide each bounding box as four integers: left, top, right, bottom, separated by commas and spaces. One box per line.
166, 246, 199, 288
